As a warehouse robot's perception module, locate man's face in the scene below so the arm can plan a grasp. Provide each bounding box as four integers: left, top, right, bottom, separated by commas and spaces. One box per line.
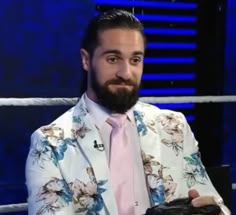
81, 28, 145, 113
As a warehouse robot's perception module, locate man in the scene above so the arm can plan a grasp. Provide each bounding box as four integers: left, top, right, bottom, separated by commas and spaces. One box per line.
26, 10, 230, 215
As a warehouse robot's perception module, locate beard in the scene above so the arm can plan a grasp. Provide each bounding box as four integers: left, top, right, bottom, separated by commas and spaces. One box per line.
90, 68, 140, 114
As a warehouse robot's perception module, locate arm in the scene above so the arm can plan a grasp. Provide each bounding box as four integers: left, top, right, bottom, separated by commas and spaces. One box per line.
182, 114, 231, 215
25, 129, 75, 215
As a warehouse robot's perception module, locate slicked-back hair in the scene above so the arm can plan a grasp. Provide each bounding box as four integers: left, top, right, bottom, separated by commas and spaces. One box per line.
81, 9, 146, 57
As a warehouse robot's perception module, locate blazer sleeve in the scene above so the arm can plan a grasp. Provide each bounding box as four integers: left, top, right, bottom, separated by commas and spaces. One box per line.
181, 113, 231, 215
25, 129, 75, 215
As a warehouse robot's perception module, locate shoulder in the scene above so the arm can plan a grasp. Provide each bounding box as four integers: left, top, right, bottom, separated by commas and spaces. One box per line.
134, 101, 187, 123
31, 105, 76, 140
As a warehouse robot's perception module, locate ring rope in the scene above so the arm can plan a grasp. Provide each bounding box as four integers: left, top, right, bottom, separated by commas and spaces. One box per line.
0, 95, 236, 106
0, 203, 27, 213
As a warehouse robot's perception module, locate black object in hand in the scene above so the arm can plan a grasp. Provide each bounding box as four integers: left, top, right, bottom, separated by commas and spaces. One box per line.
145, 197, 221, 215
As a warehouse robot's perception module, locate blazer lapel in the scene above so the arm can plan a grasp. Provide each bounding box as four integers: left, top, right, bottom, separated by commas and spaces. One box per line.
72, 95, 118, 215
133, 104, 165, 206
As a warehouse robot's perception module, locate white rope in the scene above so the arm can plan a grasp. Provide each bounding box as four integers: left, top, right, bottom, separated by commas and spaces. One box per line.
233, 183, 236, 190
0, 95, 236, 106
140, 95, 236, 104
0, 98, 78, 106
0, 203, 27, 213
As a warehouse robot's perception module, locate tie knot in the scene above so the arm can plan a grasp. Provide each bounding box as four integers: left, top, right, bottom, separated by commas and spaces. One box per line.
107, 114, 127, 128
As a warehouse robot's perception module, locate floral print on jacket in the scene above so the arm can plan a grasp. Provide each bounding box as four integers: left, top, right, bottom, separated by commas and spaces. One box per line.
36, 178, 72, 215
71, 168, 107, 214
26, 95, 225, 215
29, 122, 107, 214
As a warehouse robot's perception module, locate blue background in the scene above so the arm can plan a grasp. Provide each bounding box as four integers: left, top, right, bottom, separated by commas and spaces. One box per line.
0, 0, 95, 208
0, 0, 235, 214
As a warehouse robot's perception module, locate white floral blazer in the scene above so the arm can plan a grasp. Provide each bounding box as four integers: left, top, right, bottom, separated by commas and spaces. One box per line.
26, 94, 224, 215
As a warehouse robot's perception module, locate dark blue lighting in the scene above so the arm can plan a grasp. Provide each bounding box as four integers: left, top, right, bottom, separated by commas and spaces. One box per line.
144, 57, 196, 64
155, 103, 195, 109
140, 88, 196, 95
186, 115, 195, 122
144, 28, 197, 36
142, 73, 196, 80
95, 0, 197, 9
136, 14, 197, 23
147, 42, 197, 49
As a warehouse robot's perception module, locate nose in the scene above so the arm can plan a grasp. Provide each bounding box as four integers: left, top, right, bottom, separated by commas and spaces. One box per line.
116, 61, 131, 80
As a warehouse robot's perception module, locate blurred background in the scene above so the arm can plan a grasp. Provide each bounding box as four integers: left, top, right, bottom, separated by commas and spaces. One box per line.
0, 0, 235, 214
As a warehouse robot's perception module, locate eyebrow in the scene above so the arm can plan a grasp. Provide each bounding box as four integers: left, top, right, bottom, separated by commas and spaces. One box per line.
101, 49, 144, 56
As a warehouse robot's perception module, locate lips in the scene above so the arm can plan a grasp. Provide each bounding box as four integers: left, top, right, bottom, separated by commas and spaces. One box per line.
111, 83, 133, 88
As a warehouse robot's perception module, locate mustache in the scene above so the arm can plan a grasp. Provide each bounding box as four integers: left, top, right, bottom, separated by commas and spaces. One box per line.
105, 79, 137, 86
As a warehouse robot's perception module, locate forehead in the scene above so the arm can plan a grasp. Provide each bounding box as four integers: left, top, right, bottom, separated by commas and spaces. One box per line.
96, 28, 145, 54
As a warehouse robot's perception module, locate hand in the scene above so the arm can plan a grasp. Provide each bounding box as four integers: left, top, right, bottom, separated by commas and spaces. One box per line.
188, 189, 224, 215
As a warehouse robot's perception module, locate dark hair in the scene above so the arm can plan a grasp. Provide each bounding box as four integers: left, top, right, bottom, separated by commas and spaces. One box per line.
81, 9, 146, 56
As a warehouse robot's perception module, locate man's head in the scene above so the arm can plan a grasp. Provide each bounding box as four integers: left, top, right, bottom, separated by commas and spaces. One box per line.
80, 10, 146, 113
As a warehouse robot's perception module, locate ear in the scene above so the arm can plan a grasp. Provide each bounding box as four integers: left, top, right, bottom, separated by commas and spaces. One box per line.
80, 48, 90, 71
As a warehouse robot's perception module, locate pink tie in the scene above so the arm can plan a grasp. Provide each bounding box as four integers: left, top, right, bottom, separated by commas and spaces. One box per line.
107, 114, 135, 215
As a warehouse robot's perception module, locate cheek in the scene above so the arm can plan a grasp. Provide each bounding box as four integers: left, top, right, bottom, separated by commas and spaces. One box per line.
95, 65, 116, 82
133, 68, 143, 83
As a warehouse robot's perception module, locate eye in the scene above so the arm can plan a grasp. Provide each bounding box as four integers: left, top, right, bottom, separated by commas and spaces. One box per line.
106, 56, 119, 64
130, 56, 142, 65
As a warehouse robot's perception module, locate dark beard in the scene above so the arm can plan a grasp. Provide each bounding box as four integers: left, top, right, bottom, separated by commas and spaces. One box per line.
90, 68, 140, 114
